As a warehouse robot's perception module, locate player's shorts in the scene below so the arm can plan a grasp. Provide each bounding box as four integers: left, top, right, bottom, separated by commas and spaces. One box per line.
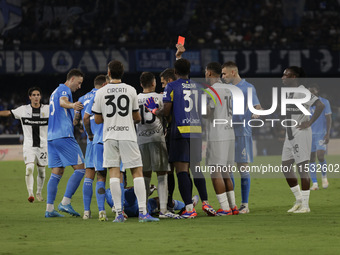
282, 129, 312, 164
103, 139, 142, 169
168, 137, 202, 163
23, 146, 48, 166
48, 138, 84, 168
93, 143, 104, 171
139, 142, 170, 172
85, 141, 94, 169
311, 133, 327, 152
206, 140, 235, 166
235, 136, 253, 163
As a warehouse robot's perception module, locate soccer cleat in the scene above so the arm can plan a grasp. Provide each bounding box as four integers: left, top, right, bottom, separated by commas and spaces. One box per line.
322, 178, 329, 189
36, 193, 44, 202
202, 202, 216, 216
159, 211, 182, 219
58, 203, 81, 217
83, 210, 91, 220
139, 213, 160, 222
287, 201, 302, 213
28, 196, 35, 203
293, 207, 311, 213
45, 210, 65, 218
216, 208, 233, 216
99, 210, 108, 221
113, 214, 125, 223
231, 205, 239, 215
310, 183, 319, 190
149, 184, 157, 196
181, 208, 198, 219
192, 195, 199, 208
239, 205, 250, 214
167, 205, 175, 213
122, 211, 128, 219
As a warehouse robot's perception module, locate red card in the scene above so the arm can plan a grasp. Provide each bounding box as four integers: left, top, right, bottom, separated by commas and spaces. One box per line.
177, 36, 185, 46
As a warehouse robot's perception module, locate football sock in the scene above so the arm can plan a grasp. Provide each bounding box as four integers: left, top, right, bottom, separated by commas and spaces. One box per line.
25, 163, 34, 196
144, 177, 151, 198
226, 190, 236, 209
290, 185, 302, 202
110, 178, 122, 213
173, 200, 185, 210
36, 166, 46, 195
193, 175, 208, 201
120, 182, 125, 209
157, 174, 168, 213
240, 171, 250, 204
83, 178, 93, 211
134, 177, 147, 214
301, 190, 310, 208
105, 188, 114, 208
96, 181, 106, 211
309, 162, 317, 183
167, 172, 175, 207
46, 173, 62, 211
216, 192, 230, 210
63, 169, 85, 203
320, 160, 327, 178
177, 172, 192, 205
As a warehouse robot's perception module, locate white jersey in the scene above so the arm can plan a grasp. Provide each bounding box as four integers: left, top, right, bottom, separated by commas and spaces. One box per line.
11, 104, 49, 148
92, 83, 139, 142
206, 82, 234, 141
285, 85, 318, 140
136, 92, 165, 145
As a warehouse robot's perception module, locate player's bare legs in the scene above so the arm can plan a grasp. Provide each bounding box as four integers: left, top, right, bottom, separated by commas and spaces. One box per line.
25, 162, 35, 202
36, 164, 46, 202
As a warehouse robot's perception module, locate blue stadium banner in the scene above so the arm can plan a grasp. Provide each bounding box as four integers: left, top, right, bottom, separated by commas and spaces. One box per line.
135, 50, 172, 72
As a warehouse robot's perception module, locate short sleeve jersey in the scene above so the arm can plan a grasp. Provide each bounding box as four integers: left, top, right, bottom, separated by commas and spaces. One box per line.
136, 92, 165, 145
92, 83, 139, 142
163, 78, 202, 139
85, 91, 103, 144
47, 84, 75, 140
11, 104, 49, 148
310, 96, 331, 135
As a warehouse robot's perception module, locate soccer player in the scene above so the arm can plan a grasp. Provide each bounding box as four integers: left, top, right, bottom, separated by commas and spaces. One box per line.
0, 87, 48, 203
45, 69, 86, 218
204, 62, 239, 216
92, 60, 158, 223
308, 84, 332, 190
136, 72, 180, 219
221, 61, 261, 214
281, 66, 324, 213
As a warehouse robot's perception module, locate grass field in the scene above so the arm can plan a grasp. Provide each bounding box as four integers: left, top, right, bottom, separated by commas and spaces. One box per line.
1, 155, 340, 255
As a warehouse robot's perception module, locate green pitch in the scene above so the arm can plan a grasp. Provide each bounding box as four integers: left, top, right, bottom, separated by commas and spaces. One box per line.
1, 156, 340, 255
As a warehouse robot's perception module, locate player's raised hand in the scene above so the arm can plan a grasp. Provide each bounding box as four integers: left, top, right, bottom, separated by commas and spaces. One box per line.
144, 97, 159, 115
175, 43, 186, 59
73, 101, 84, 111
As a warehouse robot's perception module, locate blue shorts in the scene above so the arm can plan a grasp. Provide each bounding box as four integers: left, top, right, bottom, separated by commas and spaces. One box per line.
85, 141, 94, 169
311, 133, 326, 152
93, 143, 105, 171
235, 136, 253, 163
48, 138, 84, 168
168, 138, 202, 163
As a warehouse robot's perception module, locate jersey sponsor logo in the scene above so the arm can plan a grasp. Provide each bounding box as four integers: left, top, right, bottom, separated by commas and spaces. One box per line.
106, 125, 129, 132
22, 118, 48, 126
62, 91, 67, 95
138, 125, 163, 137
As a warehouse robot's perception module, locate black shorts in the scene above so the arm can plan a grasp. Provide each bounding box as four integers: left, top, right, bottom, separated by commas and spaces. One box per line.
168, 137, 202, 164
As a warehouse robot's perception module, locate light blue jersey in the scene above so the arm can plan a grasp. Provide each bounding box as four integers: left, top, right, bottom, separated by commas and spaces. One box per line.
48, 84, 75, 140
232, 79, 260, 137
85, 93, 103, 144
310, 96, 331, 135
79, 88, 97, 143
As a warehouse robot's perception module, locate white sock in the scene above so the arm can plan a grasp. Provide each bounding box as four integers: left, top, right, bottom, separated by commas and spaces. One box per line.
157, 174, 168, 213
290, 185, 302, 202
134, 177, 147, 214
61, 197, 71, 205
37, 166, 46, 194
144, 177, 151, 197
216, 192, 230, 210
301, 190, 310, 208
226, 191, 236, 208
110, 178, 122, 213
185, 203, 193, 212
25, 163, 35, 196
46, 204, 54, 212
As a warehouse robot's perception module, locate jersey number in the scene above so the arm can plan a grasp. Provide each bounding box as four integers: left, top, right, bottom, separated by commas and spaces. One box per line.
225, 95, 232, 117
105, 95, 130, 117
40, 152, 47, 160
183, 90, 198, 112
139, 105, 156, 124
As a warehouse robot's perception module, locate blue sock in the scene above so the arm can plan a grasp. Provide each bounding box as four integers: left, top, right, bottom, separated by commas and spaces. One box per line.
96, 181, 106, 211
173, 200, 185, 210
120, 182, 125, 209
105, 188, 114, 208
177, 172, 192, 205
229, 171, 235, 189
47, 173, 61, 204
83, 178, 93, 211
240, 171, 250, 204
64, 169, 85, 199
309, 162, 317, 183
320, 160, 327, 177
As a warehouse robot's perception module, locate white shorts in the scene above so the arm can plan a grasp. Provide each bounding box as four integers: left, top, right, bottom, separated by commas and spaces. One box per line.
206, 140, 235, 166
23, 146, 48, 166
139, 142, 170, 172
103, 139, 142, 169
282, 129, 312, 164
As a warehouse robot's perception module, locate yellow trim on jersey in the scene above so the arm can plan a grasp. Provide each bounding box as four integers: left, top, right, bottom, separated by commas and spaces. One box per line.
177, 126, 202, 133
170, 91, 174, 102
